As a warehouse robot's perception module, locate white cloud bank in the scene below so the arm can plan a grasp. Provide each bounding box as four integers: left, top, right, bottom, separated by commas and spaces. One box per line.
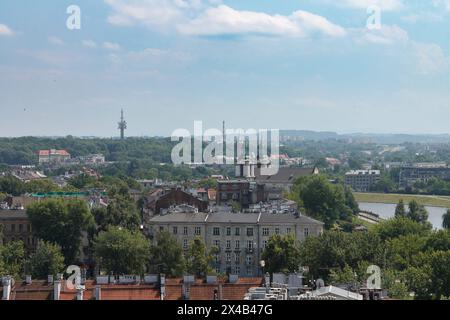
0, 24, 14, 37
105, 0, 346, 38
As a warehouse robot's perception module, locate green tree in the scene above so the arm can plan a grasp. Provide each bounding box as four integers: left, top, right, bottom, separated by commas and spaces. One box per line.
27, 199, 95, 264
329, 264, 358, 286
93, 195, 141, 232
0, 241, 25, 279
442, 209, 450, 230
94, 226, 150, 275
261, 234, 301, 274
394, 200, 406, 218
148, 231, 186, 277
373, 217, 431, 241
186, 237, 215, 277
407, 200, 429, 224
27, 242, 65, 279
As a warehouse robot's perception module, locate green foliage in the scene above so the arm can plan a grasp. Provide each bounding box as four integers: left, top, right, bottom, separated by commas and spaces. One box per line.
394, 199, 406, 218
407, 200, 429, 224
27, 199, 95, 264
442, 209, 450, 230
92, 195, 141, 232
0, 241, 25, 279
291, 176, 357, 229
373, 217, 432, 241
261, 234, 301, 274
148, 231, 186, 277
27, 242, 65, 279
94, 226, 150, 275
186, 237, 215, 277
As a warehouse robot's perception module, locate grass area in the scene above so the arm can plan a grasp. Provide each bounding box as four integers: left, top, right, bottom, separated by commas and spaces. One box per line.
355, 192, 450, 208
353, 217, 377, 231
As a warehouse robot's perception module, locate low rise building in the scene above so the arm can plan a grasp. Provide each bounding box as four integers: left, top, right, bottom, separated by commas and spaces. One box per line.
37, 149, 71, 164
0, 209, 38, 253
147, 211, 323, 277
399, 164, 450, 188
344, 170, 381, 192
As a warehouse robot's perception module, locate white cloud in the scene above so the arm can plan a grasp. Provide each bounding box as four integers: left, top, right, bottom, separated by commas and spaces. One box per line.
103, 42, 121, 51
411, 42, 450, 75
82, 40, 98, 48
105, 1, 346, 38
0, 24, 14, 37
359, 25, 409, 45
48, 36, 65, 46
333, 0, 404, 11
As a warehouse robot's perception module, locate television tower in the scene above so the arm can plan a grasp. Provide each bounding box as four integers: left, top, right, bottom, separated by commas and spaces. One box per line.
118, 109, 127, 139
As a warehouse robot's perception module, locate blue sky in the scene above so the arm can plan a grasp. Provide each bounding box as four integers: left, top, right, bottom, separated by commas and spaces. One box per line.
1, 0, 450, 137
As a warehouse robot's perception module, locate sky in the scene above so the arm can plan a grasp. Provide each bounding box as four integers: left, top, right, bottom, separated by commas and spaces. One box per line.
1, 0, 450, 137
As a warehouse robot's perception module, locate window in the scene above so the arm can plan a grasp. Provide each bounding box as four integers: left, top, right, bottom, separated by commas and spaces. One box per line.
246, 267, 253, 276
304, 228, 309, 237
226, 227, 231, 236
246, 255, 253, 265
262, 228, 269, 236
263, 240, 268, 249
27, 225, 31, 232
11, 224, 15, 232
246, 228, 253, 237
226, 252, 231, 262
215, 267, 221, 274
173, 227, 178, 235
235, 266, 240, 275
195, 227, 201, 236
247, 241, 254, 250
235, 240, 240, 250
214, 240, 220, 249
214, 254, 220, 263
213, 227, 220, 236
235, 227, 240, 236
235, 253, 240, 263
19, 224, 23, 232
275, 228, 280, 235
183, 227, 188, 235
159, 226, 164, 232
226, 240, 231, 249
183, 239, 188, 250
286, 227, 292, 234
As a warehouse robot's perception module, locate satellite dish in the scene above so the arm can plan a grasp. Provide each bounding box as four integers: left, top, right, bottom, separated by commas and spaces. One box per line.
316, 278, 325, 289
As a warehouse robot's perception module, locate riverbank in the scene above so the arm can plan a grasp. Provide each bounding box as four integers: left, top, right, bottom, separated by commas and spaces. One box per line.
355, 192, 450, 208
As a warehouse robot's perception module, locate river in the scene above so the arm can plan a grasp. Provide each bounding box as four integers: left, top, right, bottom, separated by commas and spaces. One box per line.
358, 202, 446, 230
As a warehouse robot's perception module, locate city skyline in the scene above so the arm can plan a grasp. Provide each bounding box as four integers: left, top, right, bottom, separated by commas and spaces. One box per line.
1, 1, 450, 137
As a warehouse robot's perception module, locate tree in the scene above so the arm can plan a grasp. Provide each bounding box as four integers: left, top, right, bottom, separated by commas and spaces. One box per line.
407, 200, 429, 224
292, 176, 355, 229
93, 195, 141, 232
395, 200, 406, 218
94, 226, 150, 275
148, 231, 186, 277
442, 209, 450, 230
186, 237, 215, 277
0, 241, 25, 280
261, 234, 301, 274
27, 199, 95, 264
329, 264, 358, 286
27, 242, 65, 279
373, 217, 432, 241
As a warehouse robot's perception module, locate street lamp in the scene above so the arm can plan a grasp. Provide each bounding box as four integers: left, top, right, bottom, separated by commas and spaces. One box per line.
259, 260, 265, 277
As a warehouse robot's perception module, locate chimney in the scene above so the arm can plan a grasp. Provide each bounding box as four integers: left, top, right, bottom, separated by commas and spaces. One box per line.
25, 275, 32, 285
94, 286, 102, 301
76, 288, 84, 301
53, 280, 62, 300
47, 275, 54, 284
2, 277, 12, 300
160, 274, 166, 300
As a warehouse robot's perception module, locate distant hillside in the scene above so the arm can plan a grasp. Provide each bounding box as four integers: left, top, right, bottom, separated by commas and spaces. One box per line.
281, 130, 450, 144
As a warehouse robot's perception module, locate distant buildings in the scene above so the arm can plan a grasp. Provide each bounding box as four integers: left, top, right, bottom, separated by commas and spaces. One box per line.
0, 209, 38, 253
344, 170, 381, 192
399, 163, 450, 188
37, 149, 71, 164
147, 210, 324, 277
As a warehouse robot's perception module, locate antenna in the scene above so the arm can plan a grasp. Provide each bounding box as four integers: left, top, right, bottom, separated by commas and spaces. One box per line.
118, 109, 127, 139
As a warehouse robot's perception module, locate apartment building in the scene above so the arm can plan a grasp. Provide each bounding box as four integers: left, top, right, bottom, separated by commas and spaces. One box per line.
0, 209, 38, 253
344, 170, 381, 192
147, 211, 323, 277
